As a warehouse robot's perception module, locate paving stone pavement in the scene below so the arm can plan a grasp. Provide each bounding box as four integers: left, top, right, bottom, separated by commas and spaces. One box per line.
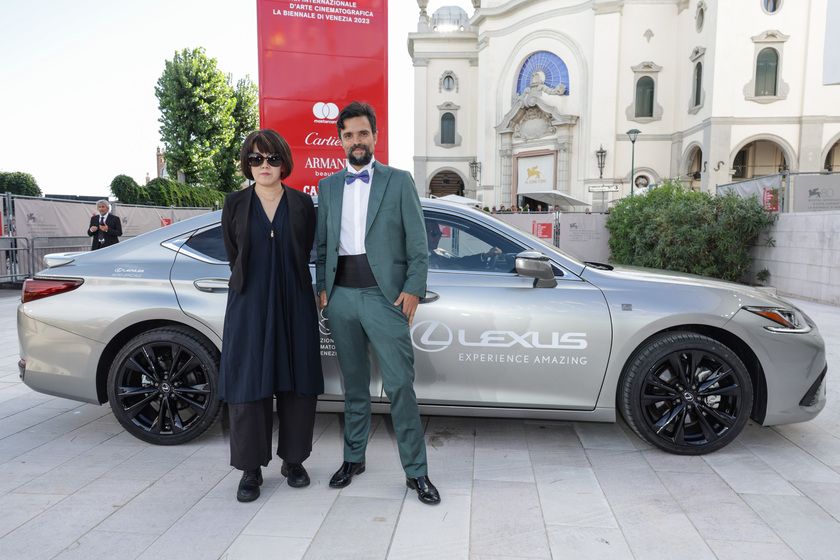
0, 287, 838, 560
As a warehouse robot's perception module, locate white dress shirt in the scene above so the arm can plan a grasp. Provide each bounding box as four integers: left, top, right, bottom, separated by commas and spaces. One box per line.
97, 213, 109, 241
338, 158, 375, 256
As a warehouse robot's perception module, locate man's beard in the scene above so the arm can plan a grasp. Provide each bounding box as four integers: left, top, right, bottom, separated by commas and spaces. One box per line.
347, 144, 373, 167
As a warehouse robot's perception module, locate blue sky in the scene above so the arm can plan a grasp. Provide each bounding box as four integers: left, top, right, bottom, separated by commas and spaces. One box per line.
0, 0, 471, 197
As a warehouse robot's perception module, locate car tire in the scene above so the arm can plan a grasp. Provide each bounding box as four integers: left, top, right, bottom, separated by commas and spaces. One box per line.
619, 332, 753, 455
107, 327, 222, 445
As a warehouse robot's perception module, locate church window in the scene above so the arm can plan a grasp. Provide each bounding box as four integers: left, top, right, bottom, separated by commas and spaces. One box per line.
762, 0, 780, 14
635, 77, 655, 118
516, 51, 570, 95
441, 113, 456, 145
755, 48, 778, 96
693, 63, 703, 107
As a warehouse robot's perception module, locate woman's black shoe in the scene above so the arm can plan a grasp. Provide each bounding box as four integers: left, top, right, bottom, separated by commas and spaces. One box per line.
237, 468, 263, 502
281, 461, 310, 488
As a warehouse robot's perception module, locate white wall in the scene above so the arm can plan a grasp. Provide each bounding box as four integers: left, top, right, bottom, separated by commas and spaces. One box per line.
749, 211, 840, 305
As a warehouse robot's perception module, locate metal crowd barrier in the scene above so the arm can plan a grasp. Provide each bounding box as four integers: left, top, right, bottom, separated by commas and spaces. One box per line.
0, 235, 143, 283
0, 236, 28, 283
28, 236, 92, 277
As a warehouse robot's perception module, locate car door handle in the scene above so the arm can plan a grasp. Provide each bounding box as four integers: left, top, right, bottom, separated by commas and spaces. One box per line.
420, 290, 439, 303
194, 278, 230, 292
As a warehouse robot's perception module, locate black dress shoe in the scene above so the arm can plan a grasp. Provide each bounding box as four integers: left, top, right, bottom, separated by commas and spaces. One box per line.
406, 476, 441, 505
329, 461, 366, 488
281, 461, 310, 488
237, 468, 263, 503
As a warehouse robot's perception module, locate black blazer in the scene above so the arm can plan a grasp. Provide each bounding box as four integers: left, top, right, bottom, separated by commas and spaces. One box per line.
221, 184, 316, 294
87, 213, 122, 250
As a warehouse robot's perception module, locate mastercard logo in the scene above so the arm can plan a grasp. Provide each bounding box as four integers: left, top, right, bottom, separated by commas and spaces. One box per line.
312, 102, 339, 120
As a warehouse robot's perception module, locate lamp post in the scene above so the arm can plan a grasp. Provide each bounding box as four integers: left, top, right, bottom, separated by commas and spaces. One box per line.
469, 158, 481, 184
626, 129, 641, 195
595, 145, 606, 179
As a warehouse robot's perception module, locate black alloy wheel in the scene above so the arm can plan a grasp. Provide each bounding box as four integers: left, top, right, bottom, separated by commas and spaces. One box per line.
619, 332, 753, 455
107, 327, 222, 445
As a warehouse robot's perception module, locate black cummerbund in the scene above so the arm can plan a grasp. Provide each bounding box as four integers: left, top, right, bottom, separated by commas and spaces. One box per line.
336, 254, 377, 288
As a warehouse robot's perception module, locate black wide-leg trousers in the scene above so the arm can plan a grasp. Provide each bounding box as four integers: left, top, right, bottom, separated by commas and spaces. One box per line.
228, 391, 318, 471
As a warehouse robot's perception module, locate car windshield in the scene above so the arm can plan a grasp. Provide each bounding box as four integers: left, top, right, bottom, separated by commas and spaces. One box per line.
446, 206, 586, 268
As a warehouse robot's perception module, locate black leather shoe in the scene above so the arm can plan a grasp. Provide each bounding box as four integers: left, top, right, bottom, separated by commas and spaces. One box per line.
329, 461, 366, 488
406, 476, 441, 505
237, 468, 262, 502
281, 461, 310, 488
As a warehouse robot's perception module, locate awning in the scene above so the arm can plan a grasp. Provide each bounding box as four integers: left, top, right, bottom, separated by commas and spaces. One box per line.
521, 190, 589, 208
437, 194, 483, 206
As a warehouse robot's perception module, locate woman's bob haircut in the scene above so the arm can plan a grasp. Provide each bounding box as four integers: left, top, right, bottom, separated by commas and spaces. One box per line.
239, 129, 294, 181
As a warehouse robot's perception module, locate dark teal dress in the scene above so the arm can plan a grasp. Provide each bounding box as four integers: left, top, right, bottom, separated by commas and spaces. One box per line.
219, 195, 323, 403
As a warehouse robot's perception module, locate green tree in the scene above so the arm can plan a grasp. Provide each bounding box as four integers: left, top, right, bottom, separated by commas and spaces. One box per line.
214, 76, 259, 192
605, 180, 776, 282
155, 47, 236, 186
0, 171, 41, 196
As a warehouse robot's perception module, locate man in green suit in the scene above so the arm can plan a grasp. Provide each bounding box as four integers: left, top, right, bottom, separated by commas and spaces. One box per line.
316, 101, 440, 505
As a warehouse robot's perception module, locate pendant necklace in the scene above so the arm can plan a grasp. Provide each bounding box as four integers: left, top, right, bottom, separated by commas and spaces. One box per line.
256, 189, 281, 203
255, 187, 281, 238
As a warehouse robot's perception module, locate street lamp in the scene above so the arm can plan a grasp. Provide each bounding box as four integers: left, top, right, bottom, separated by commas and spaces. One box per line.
469, 158, 482, 184
595, 145, 606, 179
626, 129, 641, 195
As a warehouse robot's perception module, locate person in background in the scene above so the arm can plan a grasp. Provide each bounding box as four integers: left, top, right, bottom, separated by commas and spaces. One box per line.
220, 129, 324, 503
87, 200, 122, 250
316, 101, 440, 505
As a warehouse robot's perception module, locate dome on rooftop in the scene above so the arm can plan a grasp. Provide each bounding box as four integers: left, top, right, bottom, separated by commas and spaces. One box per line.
431, 6, 469, 32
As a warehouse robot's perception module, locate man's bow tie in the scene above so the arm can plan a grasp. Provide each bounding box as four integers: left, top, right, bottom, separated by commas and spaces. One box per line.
345, 170, 370, 184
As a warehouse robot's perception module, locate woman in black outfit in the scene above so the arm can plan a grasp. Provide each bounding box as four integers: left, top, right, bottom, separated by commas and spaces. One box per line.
220, 129, 324, 502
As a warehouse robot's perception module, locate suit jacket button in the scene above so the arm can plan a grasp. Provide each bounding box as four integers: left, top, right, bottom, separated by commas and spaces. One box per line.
332, 267, 336, 272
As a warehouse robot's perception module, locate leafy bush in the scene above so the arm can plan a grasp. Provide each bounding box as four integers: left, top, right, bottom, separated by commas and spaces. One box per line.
109, 174, 145, 203
146, 178, 224, 207
110, 175, 224, 208
605, 180, 776, 282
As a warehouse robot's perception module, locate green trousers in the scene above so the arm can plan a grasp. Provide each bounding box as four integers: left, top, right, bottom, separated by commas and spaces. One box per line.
328, 285, 428, 478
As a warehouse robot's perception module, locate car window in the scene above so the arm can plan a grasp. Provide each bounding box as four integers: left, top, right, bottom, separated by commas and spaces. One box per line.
184, 225, 228, 262
423, 211, 525, 272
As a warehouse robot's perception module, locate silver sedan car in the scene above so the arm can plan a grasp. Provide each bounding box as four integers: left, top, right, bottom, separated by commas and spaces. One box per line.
17, 199, 827, 455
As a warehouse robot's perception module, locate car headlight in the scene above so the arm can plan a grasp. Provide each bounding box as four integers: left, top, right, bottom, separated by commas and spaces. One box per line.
743, 306, 812, 333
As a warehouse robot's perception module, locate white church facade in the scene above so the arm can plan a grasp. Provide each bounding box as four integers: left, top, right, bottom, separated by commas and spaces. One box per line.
408, 0, 840, 210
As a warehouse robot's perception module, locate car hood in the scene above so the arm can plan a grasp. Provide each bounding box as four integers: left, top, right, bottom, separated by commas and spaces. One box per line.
581, 262, 792, 310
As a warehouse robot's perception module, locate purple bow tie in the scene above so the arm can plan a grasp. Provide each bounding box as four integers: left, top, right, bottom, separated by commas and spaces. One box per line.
345, 170, 370, 184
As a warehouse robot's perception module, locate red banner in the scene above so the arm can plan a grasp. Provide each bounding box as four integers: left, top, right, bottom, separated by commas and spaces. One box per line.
257, 0, 389, 196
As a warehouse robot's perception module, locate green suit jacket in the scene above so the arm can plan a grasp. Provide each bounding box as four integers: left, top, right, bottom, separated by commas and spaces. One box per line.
316, 162, 428, 304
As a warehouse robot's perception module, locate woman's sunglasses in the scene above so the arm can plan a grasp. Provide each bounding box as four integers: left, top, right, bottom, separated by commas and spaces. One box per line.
248, 153, 283, 167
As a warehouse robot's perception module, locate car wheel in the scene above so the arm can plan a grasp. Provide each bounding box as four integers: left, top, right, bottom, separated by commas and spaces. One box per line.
107, 327, 222, 445
619, 332, 753, 455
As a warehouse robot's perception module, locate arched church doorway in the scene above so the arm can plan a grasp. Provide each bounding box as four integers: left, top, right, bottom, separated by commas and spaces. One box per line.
825, 140, 839, 172
732, 140, 788, 179
429, 170, 464, 198
687, 147, 703, 190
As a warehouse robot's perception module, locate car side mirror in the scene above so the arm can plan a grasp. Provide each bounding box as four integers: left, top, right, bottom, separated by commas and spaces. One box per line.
515, 251, 557, 288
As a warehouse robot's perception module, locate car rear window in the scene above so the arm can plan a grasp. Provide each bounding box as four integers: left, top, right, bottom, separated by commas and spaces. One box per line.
184, 226, 228, 262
